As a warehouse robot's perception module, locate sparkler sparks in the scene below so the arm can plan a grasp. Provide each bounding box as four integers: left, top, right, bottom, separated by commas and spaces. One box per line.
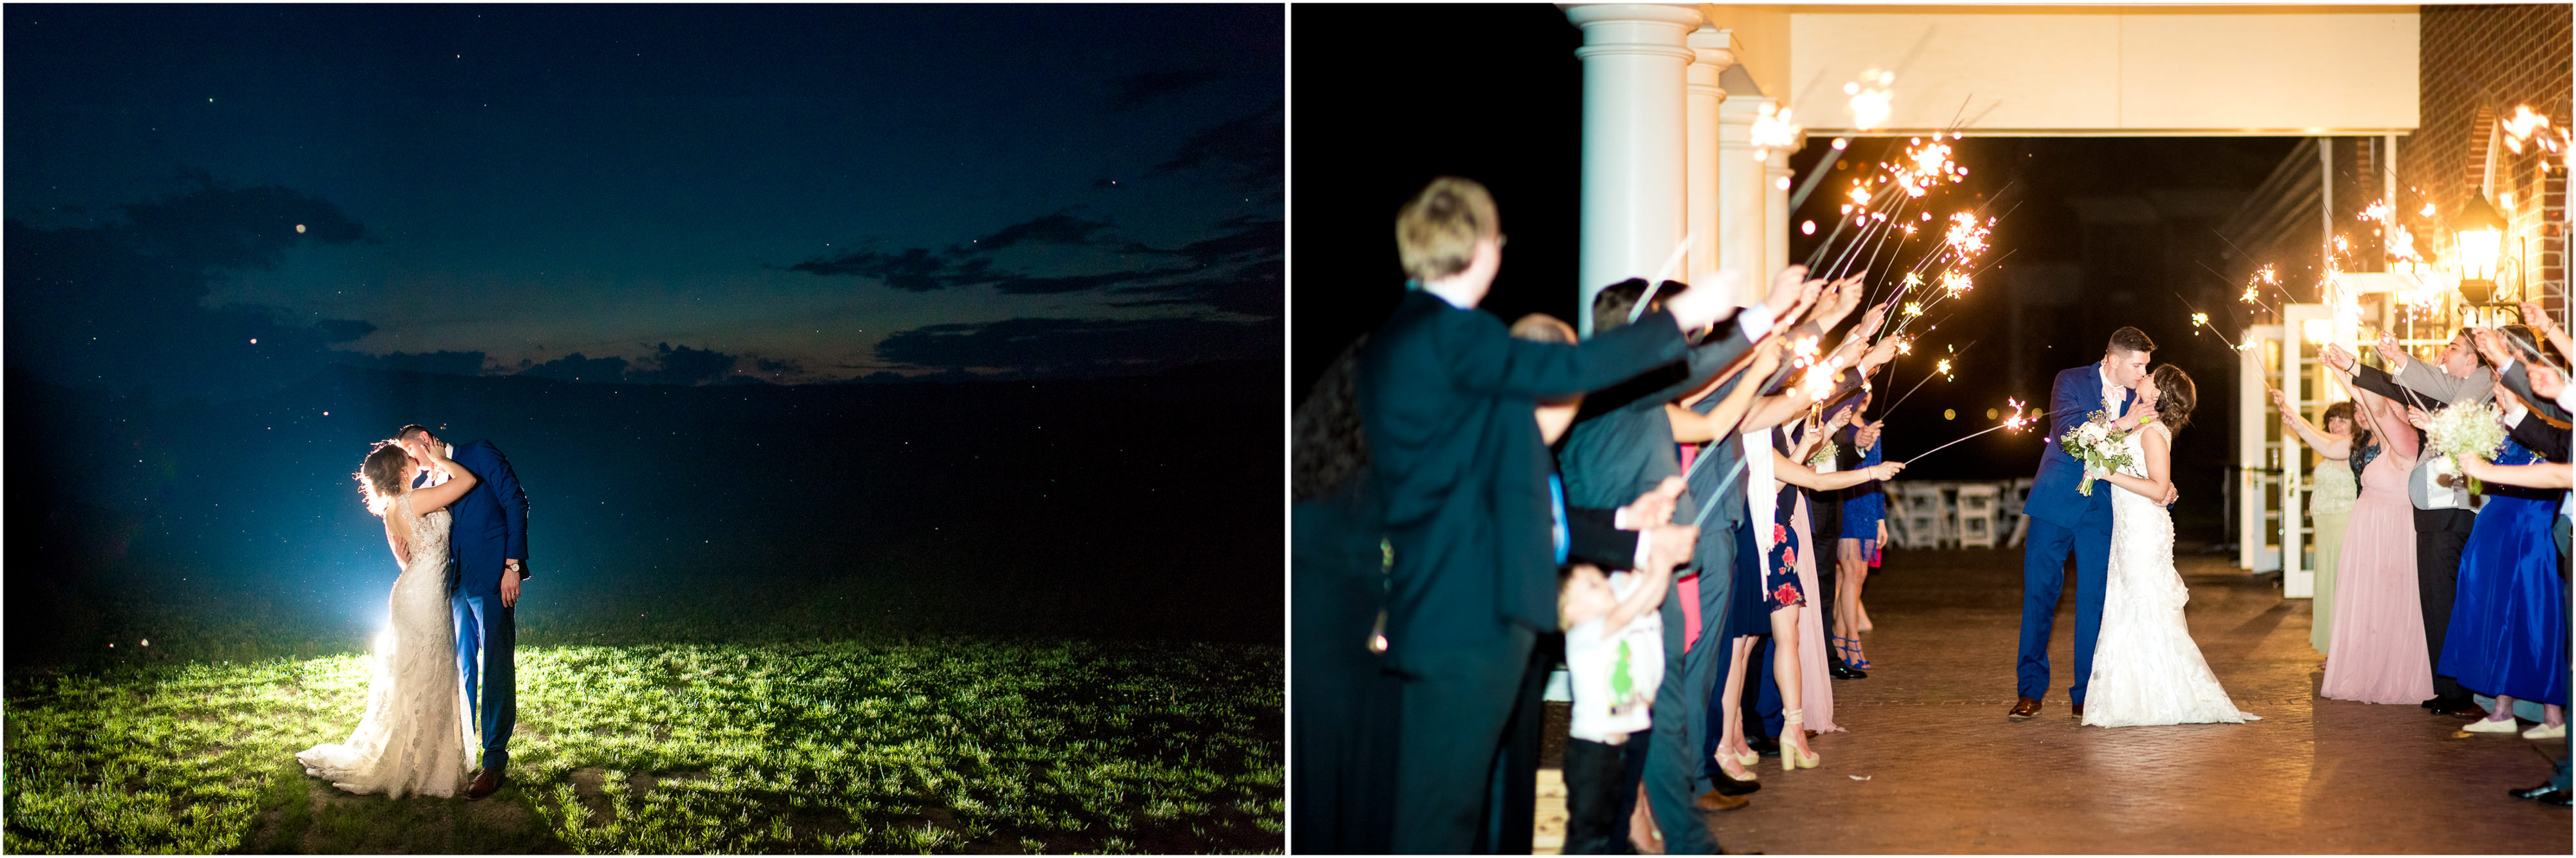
1939, 270, 1971, 297
1943, 212, 1992, 259
1844, 68, 1895, 131
1750, 103, 1801, 160
2001, 398, 2034, 431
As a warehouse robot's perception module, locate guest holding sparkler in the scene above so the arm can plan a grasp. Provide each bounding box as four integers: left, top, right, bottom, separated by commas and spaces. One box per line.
2327, 330, 2496, 717
1355, 176, 1741, 854
2433, 328, 2568, 741
1832, 393, 1887, 676
2452, 370, 2573, 808
1557, 274, 1802, 843
2313, 359, 2436, 705
1759, 405, 1906, 769
2276, 395, 2363, 657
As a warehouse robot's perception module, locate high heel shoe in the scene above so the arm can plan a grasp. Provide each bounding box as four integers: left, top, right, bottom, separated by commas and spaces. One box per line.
1780, 711, 1821, 772
1712, 749, 1758, 785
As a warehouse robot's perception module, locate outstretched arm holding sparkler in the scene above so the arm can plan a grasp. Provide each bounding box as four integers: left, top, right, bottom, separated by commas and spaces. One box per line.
1667, 339, 1785, 443
2271, 389, 2354, 461
2521, 301, 2575, 362
1770, 445, 1905, 492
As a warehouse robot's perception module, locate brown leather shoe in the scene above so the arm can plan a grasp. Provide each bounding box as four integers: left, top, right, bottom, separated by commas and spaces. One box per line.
2071, 703, 2085, 719
2007, 696, 2042, 720
1696, 788, 1750, 812
466, 767, 504, 801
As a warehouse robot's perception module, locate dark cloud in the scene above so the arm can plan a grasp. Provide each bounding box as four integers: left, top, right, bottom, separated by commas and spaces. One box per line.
511, 343, 748, 386
784, 210, 1188, 294
627, 342, 741, 386
517, 353, 632, 384
961, 212, 1116, 254
1108, 269, 1282, 317
786, 211, 1280, 315
1147, 101, 1283, 191
334, 350, 490, 377
875, 316, 1280, 377
3, 176, 373, 401
1109, 68, 1224, 112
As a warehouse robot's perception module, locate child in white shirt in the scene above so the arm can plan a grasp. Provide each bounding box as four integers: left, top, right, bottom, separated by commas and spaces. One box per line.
1558, 560, 1672, 853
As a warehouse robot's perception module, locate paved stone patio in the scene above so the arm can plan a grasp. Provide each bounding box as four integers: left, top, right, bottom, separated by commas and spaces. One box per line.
1534, 546, 2572, 854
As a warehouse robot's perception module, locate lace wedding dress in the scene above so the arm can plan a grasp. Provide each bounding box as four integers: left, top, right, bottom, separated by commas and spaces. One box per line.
296, 495, 474, 797
2081, 424, 2259, 727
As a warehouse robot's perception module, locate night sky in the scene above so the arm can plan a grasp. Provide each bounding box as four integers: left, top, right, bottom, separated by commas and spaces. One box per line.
8, 3, 1282, 400
1294, 4, 2293, 541
6, 5, 1283, 664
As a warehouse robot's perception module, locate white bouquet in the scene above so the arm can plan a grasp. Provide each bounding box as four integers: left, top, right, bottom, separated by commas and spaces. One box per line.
2059, 409, 2140, 496
2424, 398, 2508, 494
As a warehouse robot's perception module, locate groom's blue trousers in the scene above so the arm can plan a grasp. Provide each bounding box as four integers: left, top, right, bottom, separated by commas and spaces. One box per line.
2019, 518, 2111, 705
455, 590, 516, 771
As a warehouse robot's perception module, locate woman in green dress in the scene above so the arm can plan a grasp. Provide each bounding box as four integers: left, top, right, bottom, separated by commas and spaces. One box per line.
2277, 395, 2362, 655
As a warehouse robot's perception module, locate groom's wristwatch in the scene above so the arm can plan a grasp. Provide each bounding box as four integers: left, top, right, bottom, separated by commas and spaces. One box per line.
505, 559, 524, 578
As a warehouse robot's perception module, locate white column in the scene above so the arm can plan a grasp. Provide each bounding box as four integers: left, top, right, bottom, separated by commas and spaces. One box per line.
1685, 27, 1732, 297
1567, 3, 1702, 333
1766, 147, 1794, 294
1717, 95, 1772, 308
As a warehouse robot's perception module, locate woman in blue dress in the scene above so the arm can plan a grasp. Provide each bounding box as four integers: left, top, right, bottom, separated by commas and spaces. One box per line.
1835, 393, 1886, 672
2441, 427, 2568, 740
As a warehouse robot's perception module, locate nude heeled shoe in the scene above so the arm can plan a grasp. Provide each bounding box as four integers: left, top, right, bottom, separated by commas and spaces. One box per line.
1780, 710, 1821, 772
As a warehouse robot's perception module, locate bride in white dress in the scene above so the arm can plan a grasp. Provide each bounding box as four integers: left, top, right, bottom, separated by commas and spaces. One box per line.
296, 441, 480, 797
2081, 364, 2259, 728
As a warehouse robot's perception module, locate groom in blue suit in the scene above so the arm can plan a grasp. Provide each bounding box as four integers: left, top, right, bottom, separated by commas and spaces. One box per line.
2011, 328, 2163, 720
399, 425, 530, 799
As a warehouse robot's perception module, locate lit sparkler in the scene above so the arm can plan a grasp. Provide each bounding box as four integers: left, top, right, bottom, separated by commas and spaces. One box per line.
1911, 404, 2053, 462
1844, 68, 1895, 131
1750, 102, 1800, 160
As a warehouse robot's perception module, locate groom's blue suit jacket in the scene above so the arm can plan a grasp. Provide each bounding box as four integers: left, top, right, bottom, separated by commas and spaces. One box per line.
438, 440, 530, 597
2023, 364, 2132, 532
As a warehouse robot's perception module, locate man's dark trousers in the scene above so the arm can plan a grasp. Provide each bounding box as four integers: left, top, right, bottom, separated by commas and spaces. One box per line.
2415, 507, 2478, 702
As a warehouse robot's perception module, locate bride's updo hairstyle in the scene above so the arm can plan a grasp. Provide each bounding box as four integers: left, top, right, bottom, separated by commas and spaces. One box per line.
357, 442, 413, 517
2150, 364, 2195, 432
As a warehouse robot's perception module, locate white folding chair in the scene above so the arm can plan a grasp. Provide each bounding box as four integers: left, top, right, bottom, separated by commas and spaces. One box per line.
2005, 478, 2036, 548
1897, 481, 1949, 548
1956, 483, 2003, 548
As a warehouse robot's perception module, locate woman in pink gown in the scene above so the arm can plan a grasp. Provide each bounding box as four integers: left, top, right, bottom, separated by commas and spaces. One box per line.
2318, 377, 2433, 704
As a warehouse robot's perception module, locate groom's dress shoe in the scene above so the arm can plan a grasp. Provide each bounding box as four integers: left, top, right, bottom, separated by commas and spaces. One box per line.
467, 767, 505, 800
2007, 696, 2042, 720
2070, 703, 2085, 719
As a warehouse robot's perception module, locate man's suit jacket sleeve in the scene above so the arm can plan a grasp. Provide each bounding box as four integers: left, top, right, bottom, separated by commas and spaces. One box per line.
2395, 359, 2495, 407
2500, 362, 2573, 424
463, 443, 531, 568
1441, 307, 1689, 400
1564, 505, 1640, 571
2506, 411, 2573, 463
2351, 364, 2438, 411
2048, 367, 2095, 440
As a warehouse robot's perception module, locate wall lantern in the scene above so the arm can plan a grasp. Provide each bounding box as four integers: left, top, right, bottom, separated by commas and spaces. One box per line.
2452, 192, 2508, 302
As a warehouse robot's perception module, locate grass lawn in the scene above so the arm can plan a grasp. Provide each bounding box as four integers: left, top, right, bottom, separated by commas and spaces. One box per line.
5, 639, 1282, 853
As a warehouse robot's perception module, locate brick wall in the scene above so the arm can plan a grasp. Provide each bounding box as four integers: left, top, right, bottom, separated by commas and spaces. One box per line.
2398, 3, 2571, 313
